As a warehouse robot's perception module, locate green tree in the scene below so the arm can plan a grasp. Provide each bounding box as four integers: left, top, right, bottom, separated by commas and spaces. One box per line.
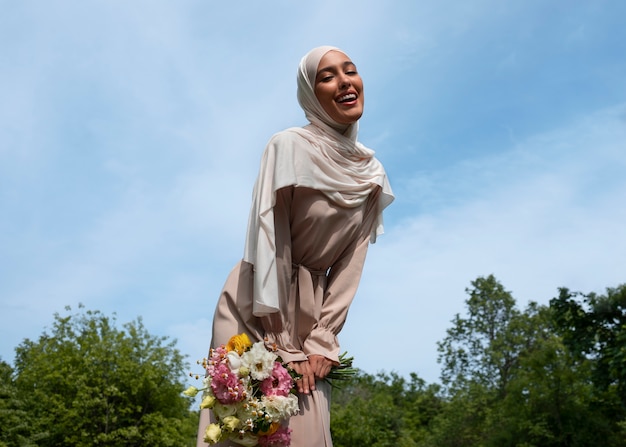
422, 381, 492, 447
550, 285, 626, 444
12, 306, 198, 446
331, 371, 441, 447
0, 359, 47, 446
432, 277, 626, 446
428, 275, 523, 446
487, 303, 607, 447
437, 274, 522, 395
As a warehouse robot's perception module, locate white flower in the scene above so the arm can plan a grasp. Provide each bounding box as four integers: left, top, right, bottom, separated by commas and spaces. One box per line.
213, 401, 238, 419
226, 350, 242, 371
261, 394, 300, 421
237, 397, 262, 421
240, 342, 277, 380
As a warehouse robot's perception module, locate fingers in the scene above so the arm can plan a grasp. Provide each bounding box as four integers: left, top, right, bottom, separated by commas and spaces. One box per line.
308, 355, 334, 380
291, 360, 316, 394
290, 356, 336, 394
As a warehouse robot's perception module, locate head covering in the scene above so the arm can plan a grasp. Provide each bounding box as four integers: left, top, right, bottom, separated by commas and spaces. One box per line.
244, 46, 394, 316
295, 45, 361, 154
296, 46, 356, 135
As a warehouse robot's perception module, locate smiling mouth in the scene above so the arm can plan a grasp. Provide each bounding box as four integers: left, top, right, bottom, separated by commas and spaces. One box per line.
337, 93, 357, 103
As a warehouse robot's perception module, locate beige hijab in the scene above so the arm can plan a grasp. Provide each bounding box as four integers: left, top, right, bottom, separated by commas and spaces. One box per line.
244, 46, 394, 316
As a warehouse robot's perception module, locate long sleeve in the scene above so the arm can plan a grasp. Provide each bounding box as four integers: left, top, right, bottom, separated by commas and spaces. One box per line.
302, 229, 371, 363
259, 186, 381, 364
304, 186, 381, 363
259, 186, 309, 364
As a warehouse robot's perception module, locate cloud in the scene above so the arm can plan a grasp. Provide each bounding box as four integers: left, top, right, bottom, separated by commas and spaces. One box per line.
337, 104, 626, 382
1, 1, 625, 388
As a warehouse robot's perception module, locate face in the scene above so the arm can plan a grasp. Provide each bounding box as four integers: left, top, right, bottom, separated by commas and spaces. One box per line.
314, 50, 364, 125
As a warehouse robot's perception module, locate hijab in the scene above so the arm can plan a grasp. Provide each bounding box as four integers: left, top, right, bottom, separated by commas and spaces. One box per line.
244, 46, 394, 316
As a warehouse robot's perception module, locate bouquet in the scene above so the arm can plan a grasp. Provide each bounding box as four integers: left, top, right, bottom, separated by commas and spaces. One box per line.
184, 333, 300, 446
324, 351, 357, 388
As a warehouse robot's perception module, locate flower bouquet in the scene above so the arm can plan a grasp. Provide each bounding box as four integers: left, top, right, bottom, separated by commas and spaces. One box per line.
184, 333, 300, 446
325, 351, 357, 388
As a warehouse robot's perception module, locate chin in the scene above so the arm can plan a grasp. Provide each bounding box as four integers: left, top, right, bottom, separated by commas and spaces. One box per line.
343, 114, 363, 124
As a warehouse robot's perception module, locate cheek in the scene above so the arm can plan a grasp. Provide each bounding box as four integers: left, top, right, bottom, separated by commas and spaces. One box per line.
314, 85, 331, 101
315, 89, 334, 110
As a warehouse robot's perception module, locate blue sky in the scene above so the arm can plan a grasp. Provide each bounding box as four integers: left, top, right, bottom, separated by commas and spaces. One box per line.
1, 1, 625, 385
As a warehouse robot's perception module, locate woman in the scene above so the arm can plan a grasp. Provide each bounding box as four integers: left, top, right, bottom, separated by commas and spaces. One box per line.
197, 45, 394, 446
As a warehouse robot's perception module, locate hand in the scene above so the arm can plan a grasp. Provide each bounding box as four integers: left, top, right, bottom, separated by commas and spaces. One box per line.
308, 354, 335, 380
289, 360, 316, 394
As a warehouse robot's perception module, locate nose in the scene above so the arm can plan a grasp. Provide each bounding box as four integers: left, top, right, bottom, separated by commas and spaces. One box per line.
338, 73, 351, 89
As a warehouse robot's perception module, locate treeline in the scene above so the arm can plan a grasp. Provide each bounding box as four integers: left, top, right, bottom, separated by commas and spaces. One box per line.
0, 306, 199, 446
1, 276, 625, 446
330, 275, 626, 446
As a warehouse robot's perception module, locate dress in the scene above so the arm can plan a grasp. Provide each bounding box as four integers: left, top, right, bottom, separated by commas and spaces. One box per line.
197, 184, 382, 447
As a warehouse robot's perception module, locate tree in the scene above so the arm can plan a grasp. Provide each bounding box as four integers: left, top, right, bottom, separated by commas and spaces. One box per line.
331, 371, 441, 447
489, 303, 607, 447
0, 359, 47, 446
550, 285, 626, 444
437, 274, 522, 395
432, 277, 626, 446
12, 306, 198, 446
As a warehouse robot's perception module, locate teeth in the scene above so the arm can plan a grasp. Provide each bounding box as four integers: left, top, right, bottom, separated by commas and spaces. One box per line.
338, 93, 356, 102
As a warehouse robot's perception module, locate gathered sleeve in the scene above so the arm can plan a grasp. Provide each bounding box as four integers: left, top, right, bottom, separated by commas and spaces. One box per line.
265, 186, 380, 364
302, 187, 381, 363
259, 186, 374, 365
301, 231, 371, 363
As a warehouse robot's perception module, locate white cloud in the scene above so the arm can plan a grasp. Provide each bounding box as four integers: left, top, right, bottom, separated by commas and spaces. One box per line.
1, 2, 625, 389
338, 104, 626, 383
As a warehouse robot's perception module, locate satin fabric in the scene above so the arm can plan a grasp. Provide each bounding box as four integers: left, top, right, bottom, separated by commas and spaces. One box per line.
243, 46, 394, 317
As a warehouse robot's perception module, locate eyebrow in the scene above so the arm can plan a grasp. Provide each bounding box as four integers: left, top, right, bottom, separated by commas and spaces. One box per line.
316, 60, 357, 75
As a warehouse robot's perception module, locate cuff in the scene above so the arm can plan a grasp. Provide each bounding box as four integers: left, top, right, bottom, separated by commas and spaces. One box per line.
264, 330, 307, 364
302, 326, 340, 364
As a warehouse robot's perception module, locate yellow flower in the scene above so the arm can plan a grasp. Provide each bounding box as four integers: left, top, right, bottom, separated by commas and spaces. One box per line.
227, 333, 252, 355
183, 386, 199, 397
204, 423, 222, 444
222, 415, 240, 431
258, 421, 280, 436
200, 394, 216, 409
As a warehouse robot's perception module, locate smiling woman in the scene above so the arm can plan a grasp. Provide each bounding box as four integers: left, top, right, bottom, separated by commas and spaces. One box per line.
196, 46, 394, 447
313, 51, 364, 127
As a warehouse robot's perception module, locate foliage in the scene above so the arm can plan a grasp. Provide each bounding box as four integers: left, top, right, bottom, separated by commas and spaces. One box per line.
3, 279, 626, 446
430, 275, 626, 447
0, 359, 47, 446
437, 274, 521, 395
330, 371, 441, 447
9, 305, 198, 446
550, 285, 626, 444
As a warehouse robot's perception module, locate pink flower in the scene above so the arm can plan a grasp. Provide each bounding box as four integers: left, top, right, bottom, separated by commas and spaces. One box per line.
260, 362, 294, 397
210, 363, 246, 404
206, 346, 228, 376
258, 426, 292, 447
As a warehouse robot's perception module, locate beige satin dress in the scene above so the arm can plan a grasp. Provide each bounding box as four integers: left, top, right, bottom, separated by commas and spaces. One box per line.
197, 185, 381, 447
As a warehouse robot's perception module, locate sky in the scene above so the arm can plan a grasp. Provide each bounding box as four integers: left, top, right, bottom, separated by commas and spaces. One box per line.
1, 0, 625, 386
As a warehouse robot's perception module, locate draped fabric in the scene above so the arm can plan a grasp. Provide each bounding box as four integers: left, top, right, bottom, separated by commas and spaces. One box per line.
200, 186, 379, 447
243, 46, 394, 317
198, 45, 394, 447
